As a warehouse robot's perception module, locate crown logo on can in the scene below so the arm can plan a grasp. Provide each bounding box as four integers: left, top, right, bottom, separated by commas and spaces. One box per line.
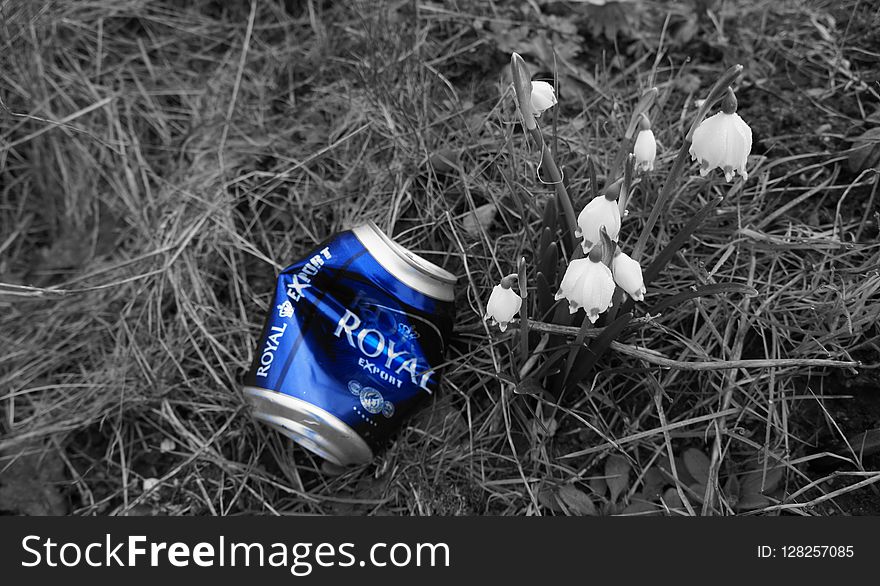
397, 322, 420, 341
277, 300, 294, 319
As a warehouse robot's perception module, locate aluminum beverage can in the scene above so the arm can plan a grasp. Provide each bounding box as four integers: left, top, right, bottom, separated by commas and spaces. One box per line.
242, 221, 456, 466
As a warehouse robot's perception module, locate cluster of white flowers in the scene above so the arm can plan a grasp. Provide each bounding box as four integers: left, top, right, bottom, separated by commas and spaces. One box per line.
485, 73, 753, 330
561, 179, 645, 322
555, 248, 616, 321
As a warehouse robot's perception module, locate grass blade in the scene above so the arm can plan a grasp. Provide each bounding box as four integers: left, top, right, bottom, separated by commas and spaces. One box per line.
648, 283, 758, 315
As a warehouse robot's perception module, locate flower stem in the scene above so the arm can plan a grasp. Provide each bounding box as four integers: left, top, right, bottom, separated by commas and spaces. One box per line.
630, 141, 691, 263
528, 126, 579, 254
517, 257, 529, 367
631, 65, 743, 264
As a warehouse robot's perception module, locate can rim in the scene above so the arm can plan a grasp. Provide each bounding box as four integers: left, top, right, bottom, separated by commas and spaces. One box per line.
352, 221, 456, 301
244, 386, 373, 466
361, 220, 457, 284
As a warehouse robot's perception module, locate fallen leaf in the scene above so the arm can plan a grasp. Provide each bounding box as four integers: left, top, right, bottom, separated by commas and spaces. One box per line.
848, 127, 880, 173
588, 475, 608, 498
531, 416, 558, 438
641, 467, 666, 500
557, 485, 598, 516
605, 454, 632, 503
0, 444, 68, 515
621, 500, 658, 516
427, 148, 461, 174
734, 493, 771, 512
661, 487, 683, 510
683, 448, 711, 485
848, 429, 880, 458
514, 378, 546, 396
688, 482, 707, 505
659, 456, 696, 486
537, 483, 563, 513
740, 465, 784, 496
461, 203, 497, 237
723, 473, 740, 502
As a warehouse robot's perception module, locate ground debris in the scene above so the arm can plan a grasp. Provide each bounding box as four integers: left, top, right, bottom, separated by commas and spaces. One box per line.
0, 443, 69, 515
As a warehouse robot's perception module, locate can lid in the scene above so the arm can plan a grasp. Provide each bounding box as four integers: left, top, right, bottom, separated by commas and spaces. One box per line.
353, 221, 457, 301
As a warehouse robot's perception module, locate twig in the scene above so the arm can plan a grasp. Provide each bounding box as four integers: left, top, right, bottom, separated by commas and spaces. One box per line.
610, 343, 859, 372
507, 319, 859, 371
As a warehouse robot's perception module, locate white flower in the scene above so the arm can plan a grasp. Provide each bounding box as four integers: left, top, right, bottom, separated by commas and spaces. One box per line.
576, 195, 621, 251
689, 109, 752, 181
612, 251, 646, 301
554, 252, 616, 322
633, 125, 656, 172
485, 284, 522, 332
530, 81, 557, 118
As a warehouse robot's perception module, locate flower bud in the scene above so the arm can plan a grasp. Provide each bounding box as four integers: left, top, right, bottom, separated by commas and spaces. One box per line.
611, 250, 646, 301
553, 256, 616, 322
530, 81, 557, 118
576, 195, 621, 251
689, 88, 752, 181
485, 283, 522, 332
633, 115, 656, 172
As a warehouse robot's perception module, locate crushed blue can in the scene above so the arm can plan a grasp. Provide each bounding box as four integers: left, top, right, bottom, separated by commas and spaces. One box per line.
243, 221, 456, 465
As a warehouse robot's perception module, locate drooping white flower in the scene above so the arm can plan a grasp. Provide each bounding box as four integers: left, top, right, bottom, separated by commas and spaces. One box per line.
576, 192, 621, 251
485, 283, 522, 332
554, 249, 616, 322
611, 250, 646, 301
633, 115, 657, 172
689, 89, 752, 182
530, 81, 557, 118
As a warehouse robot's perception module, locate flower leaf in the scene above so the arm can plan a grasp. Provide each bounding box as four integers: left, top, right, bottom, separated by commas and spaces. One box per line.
643, 196, 723, 286
540, 197, 558, 243
563, 312, 632, 392
624, 194, 724, 316
562, 314, 596, 384
539, 241, 559, 287
538, 226, 554, 266
535, 271, 554, 318
624, 87, 659, 139
510, 53, 536, 130
587, 155, 599, 200
598, 226, 616, 267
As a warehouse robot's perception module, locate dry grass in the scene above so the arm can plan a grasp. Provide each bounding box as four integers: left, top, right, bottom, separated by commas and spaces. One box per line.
1, 0, 879, 515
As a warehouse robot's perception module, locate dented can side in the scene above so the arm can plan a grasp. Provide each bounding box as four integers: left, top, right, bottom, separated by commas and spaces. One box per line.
243, 222, 456, 465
